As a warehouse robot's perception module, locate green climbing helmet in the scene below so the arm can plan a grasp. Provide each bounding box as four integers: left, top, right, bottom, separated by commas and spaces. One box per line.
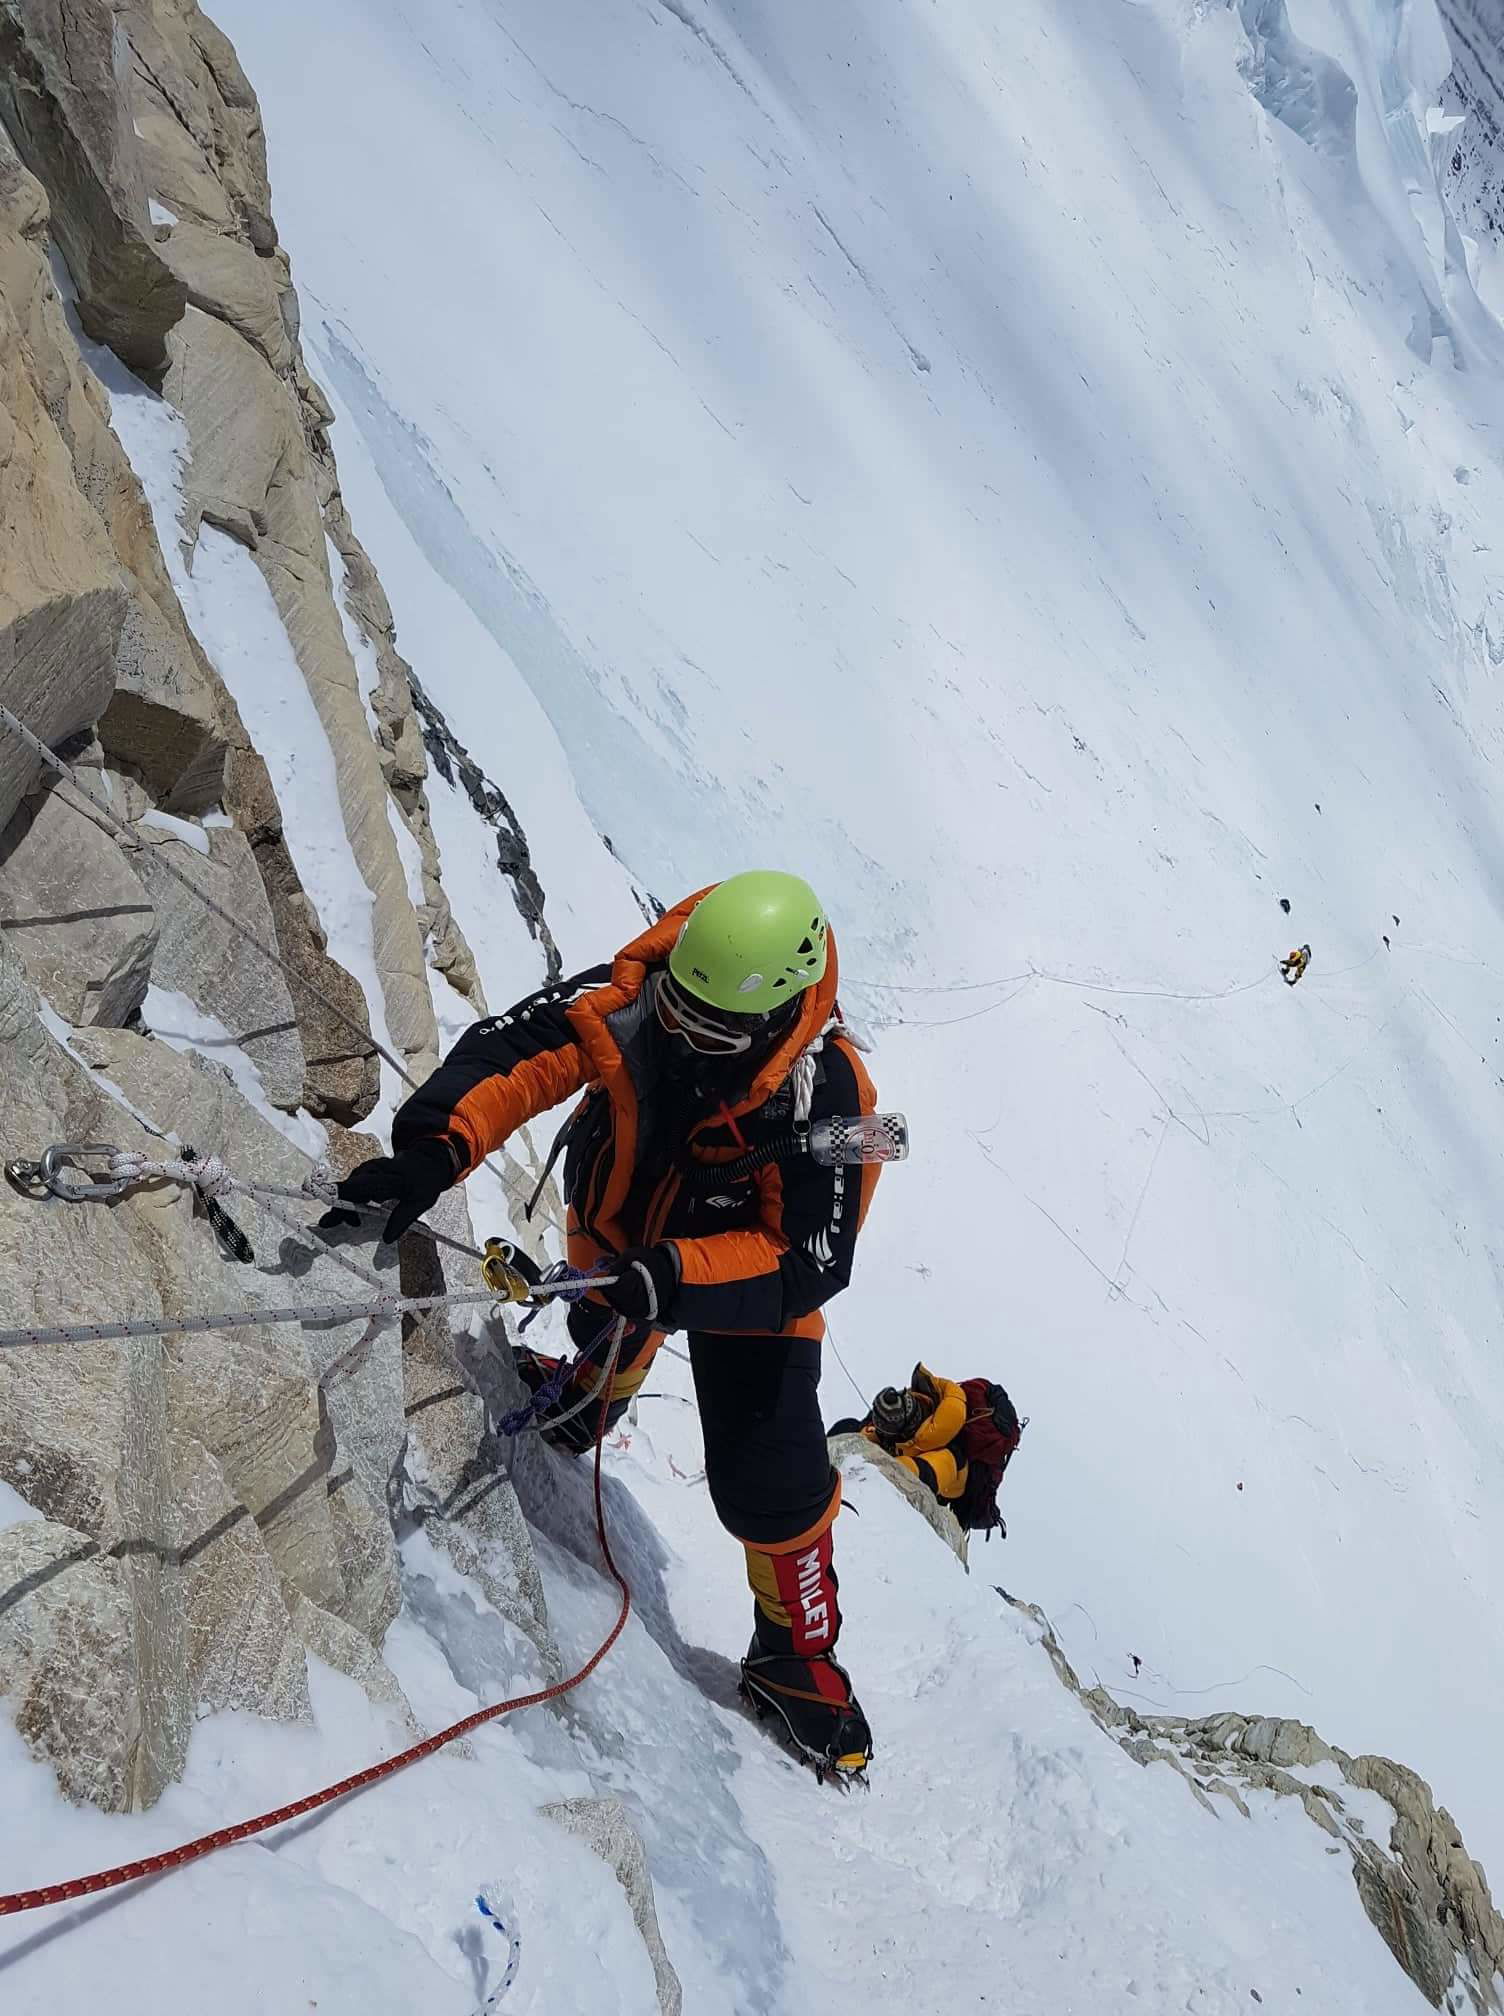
668, 871, 829, 1016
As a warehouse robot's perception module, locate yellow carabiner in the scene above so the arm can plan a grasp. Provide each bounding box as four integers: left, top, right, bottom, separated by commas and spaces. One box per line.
482, 1238, 533, 1304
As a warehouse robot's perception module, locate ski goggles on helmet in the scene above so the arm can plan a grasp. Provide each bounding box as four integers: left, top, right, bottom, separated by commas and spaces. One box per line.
655, 969, 774, 1056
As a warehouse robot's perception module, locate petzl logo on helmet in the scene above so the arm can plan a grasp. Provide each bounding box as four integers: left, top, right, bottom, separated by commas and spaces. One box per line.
691, 965, 711, 984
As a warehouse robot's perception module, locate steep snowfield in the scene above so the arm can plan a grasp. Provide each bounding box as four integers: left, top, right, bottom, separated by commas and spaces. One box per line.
0, 1437, 1437, 2015
218, 0, 1504, 1862
8, 0, 1504, 2008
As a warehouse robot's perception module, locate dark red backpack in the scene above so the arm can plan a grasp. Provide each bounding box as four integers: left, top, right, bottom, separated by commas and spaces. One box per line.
953, 1379, 1023, 1537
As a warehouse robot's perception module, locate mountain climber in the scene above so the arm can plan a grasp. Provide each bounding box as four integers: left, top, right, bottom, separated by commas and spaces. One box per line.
325, 872, 882, 1780
832, 1365, 1023, 1536
1279, 944, 1312, 986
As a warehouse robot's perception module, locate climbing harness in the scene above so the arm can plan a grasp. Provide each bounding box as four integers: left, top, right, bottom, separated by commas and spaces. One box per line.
0, 1325, 630, 1921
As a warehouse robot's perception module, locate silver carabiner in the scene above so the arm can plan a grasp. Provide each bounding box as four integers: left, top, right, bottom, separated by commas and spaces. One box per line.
5, 1142, 130, 1202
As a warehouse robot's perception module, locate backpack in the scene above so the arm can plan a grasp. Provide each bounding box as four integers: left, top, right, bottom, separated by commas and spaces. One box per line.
953, 1378, 1023, 1537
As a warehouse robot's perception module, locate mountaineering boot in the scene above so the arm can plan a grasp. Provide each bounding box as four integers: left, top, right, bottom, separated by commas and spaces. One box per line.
512, 1328, 650, 1454
511, 1345, 603, 1454
740, 1636, 873, 1783
739, 1531, 873, 1780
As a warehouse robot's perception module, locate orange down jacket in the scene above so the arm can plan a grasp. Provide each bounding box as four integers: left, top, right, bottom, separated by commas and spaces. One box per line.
391, 891, 881, 1338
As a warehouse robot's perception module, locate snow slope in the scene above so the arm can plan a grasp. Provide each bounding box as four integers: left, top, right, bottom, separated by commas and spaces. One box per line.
217, 0, 1504, 1872
7, 0, 1504, 2008
0, 1431, 1438, 2014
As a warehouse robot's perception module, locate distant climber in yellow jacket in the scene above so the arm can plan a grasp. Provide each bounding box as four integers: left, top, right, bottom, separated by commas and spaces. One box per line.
832, 1365, 1025, 1537
1280, 944, 1312, 986
840, 1365, 972, 1505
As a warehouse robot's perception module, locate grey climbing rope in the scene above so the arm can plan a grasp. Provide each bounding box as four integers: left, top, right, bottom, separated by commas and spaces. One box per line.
0, 1264, 621, 1352
0, 1290, 499, 1352
0, 701, 413, 1090
0, 704, 543, 1224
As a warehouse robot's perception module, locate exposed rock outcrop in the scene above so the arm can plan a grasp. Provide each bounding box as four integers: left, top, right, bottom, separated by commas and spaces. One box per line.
0, 0, 185, 372
0, 135, 126, 832
1001, 1591, 1504, 2014
542, 1797, 684, 2016
1438, 1, 1504, 249
0, 9, 377, 1121
830, 1430, 970, 1565
0, 781, 156, 1024
0, 917, 416, 1800
224, 743, 380, 1123
136, 818, 304, 1107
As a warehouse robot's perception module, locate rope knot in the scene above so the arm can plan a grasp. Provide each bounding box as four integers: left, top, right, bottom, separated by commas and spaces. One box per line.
302, 1162, 341, 1205
185, 1153, 231, 1200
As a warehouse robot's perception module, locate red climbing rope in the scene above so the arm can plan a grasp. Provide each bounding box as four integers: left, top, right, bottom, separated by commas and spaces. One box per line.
0, 1363, 628, 1921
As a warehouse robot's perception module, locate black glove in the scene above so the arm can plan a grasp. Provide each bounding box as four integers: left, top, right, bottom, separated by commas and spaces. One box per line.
600, 1244, 680, 1326
318, 1138, 458, 1244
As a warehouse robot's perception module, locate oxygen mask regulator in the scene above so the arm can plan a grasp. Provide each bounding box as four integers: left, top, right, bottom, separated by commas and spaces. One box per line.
678, 1111, 910, 1192
808, 1113, 908, 1168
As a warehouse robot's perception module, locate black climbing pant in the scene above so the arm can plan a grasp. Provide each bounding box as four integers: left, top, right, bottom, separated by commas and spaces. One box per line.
565, 1302, 836, 1547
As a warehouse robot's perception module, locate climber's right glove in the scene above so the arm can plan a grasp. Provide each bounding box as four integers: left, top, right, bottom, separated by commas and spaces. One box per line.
319, 1138, 460, 1244
599, 1243, 681, 1326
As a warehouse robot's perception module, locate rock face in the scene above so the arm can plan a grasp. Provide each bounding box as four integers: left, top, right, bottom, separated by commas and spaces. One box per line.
0, 131, 126, 833
136, 819, 304, 1107
0, 782, 156, 1024
0, 918, 395, 1800
1438, 1, 1504, 248
999, 1591, 1504, 2014
222, 743, 380, 1123
0, 4, 379, 1119
0, 0, 185, 372
0, 0, 565, 1825
0, 1518, 143, 1810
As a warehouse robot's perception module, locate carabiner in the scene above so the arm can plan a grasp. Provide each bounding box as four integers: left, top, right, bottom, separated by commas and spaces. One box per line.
4, 1142, 131, 1202
481, 1238, 535, 1305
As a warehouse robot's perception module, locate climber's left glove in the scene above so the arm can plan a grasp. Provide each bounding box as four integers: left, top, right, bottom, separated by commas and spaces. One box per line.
599, 1243, 681, 1327
319, 1138, 460, 1244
